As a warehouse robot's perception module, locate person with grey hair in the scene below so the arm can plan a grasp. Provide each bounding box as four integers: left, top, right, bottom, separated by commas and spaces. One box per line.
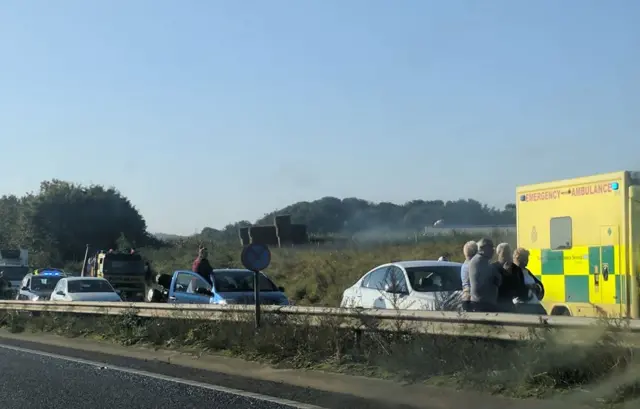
460, 241, 478, 311
467, 238, 502, 312
513, 248, 547, 315
492, 243, 528, 313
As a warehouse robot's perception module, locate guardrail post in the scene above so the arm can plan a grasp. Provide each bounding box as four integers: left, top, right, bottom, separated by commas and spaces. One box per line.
354, 328, 362, 351
253, 270, 261, 329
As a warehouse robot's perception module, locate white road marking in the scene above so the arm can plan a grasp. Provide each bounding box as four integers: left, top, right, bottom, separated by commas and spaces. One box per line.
0, 343, 327, 409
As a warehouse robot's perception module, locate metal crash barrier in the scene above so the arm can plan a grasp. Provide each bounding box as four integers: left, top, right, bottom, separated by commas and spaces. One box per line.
1, 300, 640, 345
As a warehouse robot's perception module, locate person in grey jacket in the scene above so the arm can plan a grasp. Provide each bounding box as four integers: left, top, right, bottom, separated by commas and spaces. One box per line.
468, 238, 502, 312
460, 241, 478, 311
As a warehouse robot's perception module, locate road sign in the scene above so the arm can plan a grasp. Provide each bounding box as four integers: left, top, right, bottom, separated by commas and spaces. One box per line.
240, 243, 271, 330
241, 243, 271, 271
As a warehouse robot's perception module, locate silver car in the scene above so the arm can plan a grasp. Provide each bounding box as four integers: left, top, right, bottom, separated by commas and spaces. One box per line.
50, 277, 122, 302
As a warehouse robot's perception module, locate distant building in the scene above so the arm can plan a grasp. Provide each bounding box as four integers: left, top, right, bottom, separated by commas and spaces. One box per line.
239, 215, 309, 247
423, 224, 516, 238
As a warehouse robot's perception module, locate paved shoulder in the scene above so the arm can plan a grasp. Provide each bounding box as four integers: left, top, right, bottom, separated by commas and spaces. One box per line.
0, 345, 317, 409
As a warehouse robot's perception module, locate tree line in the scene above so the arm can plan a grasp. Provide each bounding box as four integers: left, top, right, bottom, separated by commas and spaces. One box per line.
0, 180, 156, 266
0, 180, 516, 265
200, 196, 516, 240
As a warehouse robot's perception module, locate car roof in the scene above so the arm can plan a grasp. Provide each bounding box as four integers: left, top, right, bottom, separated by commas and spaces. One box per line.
173, 269, 259, 275
64, 277, 108, 281
212, 268, 254, 273
390, 260, 463, 269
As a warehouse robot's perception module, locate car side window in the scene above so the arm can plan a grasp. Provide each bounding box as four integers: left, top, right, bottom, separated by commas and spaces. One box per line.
190, 275, 211, 293
174, 272, 210, 293
384, 266, 408, 293
174, 273, 192, 293
362, 266, 389, 290
53, 280, 64, 293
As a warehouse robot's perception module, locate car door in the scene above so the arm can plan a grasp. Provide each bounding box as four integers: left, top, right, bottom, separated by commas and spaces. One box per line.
169, 271, 211, 304
51, 279, 66, 301
17, 277, 30, 300
341, 275, 365, 308
359, 266, 390, 308
377, 266, 412, 310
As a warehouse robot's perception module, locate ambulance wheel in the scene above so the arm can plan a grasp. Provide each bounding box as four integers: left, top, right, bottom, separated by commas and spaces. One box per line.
550, 306, 571, 316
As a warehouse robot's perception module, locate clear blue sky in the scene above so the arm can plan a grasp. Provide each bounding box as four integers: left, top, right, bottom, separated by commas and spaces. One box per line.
1, 1, 638, 235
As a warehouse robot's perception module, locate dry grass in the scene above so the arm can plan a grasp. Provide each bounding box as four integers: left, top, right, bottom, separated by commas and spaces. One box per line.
1, 308, 639, 406
140, 233, 515, 307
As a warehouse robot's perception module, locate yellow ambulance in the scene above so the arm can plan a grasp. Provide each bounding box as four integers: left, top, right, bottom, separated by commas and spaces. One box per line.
516, 171, 640, 318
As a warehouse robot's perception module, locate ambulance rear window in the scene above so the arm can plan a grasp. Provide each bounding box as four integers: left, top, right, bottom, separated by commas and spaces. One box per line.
550, 216, 572, 250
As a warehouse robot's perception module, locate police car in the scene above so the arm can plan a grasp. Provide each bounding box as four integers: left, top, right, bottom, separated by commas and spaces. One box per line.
16, 268, 66, 301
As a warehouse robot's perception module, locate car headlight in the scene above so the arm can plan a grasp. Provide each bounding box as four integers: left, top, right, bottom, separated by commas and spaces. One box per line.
216, 299, 227, 305
31, 296, 40, 301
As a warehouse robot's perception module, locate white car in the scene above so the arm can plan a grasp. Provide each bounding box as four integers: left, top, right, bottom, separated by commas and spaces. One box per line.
340, 260, 463, 311
50, 277, 122, 302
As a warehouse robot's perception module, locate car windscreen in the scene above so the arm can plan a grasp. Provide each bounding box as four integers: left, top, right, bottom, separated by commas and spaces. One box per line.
213, 271, 278, 292
31, 276, 63, 291
103, 255, 145, 275
1, 266, 29, 281
406, 265, 462, 292
67, 280, 115, 293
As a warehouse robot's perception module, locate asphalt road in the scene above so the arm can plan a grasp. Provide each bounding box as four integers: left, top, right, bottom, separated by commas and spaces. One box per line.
0, 345, 319, 409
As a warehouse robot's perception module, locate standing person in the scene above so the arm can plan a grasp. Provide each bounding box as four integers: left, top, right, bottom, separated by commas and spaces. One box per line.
438, 253, 451, 262
144, 261, 154, 283
460, 241, 478, 312
192, 246, 213, 285
513, 247, 547, 315
493, 243, 528, 313
0, 271, 10, 300
468, 238, 502, 312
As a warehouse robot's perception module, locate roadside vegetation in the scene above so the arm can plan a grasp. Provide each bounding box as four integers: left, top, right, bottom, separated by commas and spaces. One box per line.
0, 179, 516, 306
8, 180, 639, 405
142, 233, 516, 307
0, 308, 638, 406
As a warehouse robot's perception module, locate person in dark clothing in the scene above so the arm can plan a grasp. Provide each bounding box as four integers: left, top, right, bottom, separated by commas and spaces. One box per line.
192, 247, 214, 285
144, 261, 154, 283
0, 271, 11, 300
493, 243, 529, 313
513, 247, 547, 315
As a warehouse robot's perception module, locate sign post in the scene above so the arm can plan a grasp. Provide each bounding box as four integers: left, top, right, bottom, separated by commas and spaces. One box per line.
240, 243, 271, 329
81, 244, 90, 277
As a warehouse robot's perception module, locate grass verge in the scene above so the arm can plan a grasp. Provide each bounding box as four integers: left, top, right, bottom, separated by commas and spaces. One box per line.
140, 235, 514, 307
1, 308, 638, 407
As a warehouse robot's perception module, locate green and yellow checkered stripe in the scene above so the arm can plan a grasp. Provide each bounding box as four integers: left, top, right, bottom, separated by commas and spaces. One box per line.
528, 246, 623, 305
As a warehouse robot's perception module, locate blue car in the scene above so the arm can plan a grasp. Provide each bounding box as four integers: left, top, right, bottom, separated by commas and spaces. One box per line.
164, 268, 289, 305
